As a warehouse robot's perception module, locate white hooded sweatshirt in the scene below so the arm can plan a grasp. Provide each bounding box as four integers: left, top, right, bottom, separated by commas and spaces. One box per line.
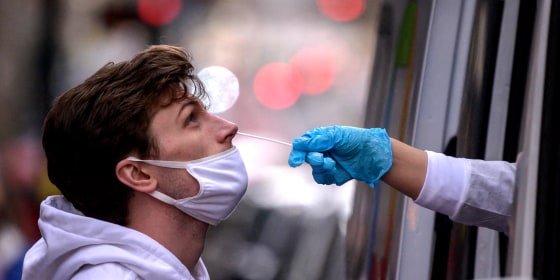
22, 195, 210, 280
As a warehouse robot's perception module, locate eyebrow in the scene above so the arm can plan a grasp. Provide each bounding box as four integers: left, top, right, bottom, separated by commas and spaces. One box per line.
176, 100, 198, 119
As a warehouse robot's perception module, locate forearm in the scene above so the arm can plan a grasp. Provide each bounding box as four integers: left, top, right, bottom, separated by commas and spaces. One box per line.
380, 138, 427, 200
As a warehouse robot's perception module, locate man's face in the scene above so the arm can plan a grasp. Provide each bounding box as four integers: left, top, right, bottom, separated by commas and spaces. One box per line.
148, 96, 238, 197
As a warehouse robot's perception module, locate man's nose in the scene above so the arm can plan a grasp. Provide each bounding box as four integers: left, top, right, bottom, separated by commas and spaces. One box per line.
213, 114, 238, 142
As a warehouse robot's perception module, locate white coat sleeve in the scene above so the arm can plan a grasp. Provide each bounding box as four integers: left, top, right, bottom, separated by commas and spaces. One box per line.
414, 151, 516, 233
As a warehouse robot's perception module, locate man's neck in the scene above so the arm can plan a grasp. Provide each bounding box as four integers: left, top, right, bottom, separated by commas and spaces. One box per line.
127, 192, 208, 272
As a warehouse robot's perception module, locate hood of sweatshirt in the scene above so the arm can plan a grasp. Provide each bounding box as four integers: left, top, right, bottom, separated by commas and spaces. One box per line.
22, 195, 208, 280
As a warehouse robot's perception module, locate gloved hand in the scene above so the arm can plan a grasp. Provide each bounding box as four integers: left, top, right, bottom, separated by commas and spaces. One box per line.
288, 126, 392, 187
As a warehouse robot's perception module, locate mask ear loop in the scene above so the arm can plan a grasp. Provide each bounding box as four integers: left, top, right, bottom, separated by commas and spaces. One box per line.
127, 157, 187, 169
149, 190, 178, 204
126, 147, 238, 167
127, 157, 203, 203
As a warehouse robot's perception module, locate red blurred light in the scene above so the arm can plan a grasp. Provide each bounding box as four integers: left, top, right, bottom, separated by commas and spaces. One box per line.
316, 0, 365, 22
137, 0, 182, 27
253, 63, 303, 110
290, 47, 335, 95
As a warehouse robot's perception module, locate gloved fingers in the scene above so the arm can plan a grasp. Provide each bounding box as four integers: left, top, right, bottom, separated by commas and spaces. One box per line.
305, 134, 335, 151
292, 133, 334, 152
288, 149, 307, 167
308, 155, 338, 185
333, 169, 353, 186
312, 169, 336, 185
305, 152, 336, 169
304, 152, 324, 166
312, 164, 351, 186
309, 161, 353, 186
292, 126, 393, 188
292, 126, 338, 151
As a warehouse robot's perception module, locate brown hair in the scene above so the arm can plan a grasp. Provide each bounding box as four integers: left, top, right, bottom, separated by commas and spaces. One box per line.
42, 45, 206, 225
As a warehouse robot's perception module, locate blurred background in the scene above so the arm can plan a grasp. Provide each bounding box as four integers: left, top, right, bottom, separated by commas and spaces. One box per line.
0, 0, 382, 279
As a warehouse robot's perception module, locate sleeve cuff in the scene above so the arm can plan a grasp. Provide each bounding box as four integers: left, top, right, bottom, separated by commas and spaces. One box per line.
414, 151, 469, 217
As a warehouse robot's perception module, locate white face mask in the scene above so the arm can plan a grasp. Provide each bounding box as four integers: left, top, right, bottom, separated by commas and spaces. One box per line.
127, 147, 248, 225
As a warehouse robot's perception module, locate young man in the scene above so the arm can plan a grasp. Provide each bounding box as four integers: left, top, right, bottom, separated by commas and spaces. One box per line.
23, 45, 248, 279
288, 126, 515, 233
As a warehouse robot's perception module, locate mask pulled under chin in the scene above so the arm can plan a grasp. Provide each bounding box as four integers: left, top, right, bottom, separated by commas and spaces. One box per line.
127, 147, 248, 225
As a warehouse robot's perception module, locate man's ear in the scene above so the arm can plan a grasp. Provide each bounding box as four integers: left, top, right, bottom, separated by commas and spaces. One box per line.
116, 159, 157, 193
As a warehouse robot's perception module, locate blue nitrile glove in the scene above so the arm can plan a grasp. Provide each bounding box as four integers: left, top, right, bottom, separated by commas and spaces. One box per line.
288, 126, 393, 187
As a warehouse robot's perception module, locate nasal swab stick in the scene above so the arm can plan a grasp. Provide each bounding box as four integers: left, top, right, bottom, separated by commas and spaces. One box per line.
237, 132, 292, 147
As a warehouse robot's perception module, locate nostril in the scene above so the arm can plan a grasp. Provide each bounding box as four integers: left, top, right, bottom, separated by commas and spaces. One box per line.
223, 124, 238, 142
